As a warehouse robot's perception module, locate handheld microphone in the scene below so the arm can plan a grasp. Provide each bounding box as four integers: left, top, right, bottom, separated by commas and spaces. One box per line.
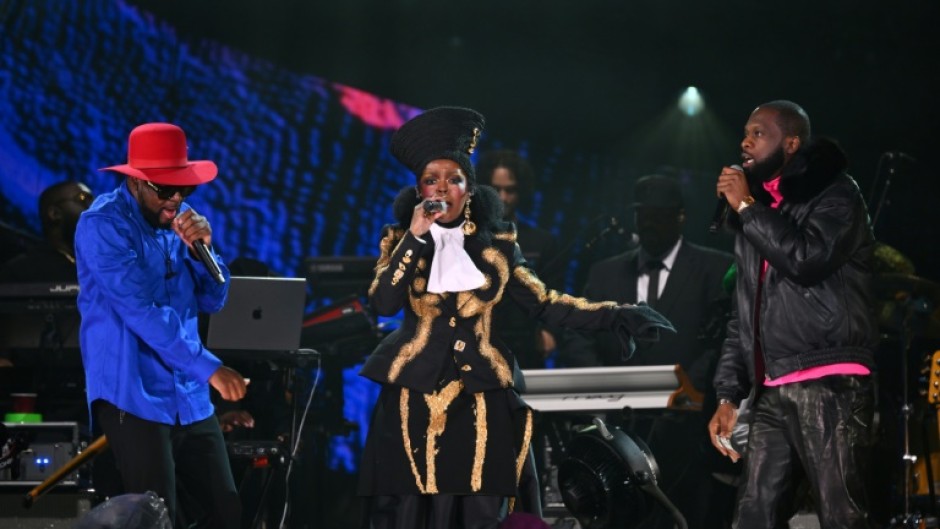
422, 200, 447, 214
708, 164, 744, 233
193, 240, 225, 284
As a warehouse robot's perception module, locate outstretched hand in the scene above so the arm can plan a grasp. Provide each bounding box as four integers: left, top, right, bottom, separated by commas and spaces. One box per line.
209, 366, 249, 401
612, 303, 676, 361
617, 303, 676, 340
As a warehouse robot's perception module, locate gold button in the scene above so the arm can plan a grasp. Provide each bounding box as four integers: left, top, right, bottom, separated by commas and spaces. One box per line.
461, 365, 472, 372
449, 317, 456, 327
454, 340, 466, 351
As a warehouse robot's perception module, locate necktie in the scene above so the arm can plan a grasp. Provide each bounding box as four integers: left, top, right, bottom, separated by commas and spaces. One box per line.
645, 260, 665, 307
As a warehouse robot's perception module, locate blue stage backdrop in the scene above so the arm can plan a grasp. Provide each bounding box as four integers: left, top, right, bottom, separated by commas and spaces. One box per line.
0, 0, 719, 472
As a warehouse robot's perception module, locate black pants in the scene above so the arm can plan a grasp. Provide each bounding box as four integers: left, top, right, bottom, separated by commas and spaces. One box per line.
733, 376, 876, 529
94, 400, 241, 529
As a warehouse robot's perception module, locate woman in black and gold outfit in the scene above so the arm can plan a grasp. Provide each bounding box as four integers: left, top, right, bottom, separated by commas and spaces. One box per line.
357, 107, 673, 529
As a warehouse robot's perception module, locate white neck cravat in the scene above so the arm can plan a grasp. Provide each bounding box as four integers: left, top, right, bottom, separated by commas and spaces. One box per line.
427, 222, 486, 293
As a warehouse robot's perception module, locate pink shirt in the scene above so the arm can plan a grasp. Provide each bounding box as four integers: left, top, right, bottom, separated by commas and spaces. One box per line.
758, 177, 870, 386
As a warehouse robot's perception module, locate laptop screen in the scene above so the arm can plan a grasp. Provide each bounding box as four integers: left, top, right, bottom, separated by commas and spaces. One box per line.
206, 276, 307, 352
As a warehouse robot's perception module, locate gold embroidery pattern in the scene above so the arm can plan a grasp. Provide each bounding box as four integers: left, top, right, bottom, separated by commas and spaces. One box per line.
443, 248, 512, 386
508, 408, 534, 512
475, 316, 512, 386
367, 277, 380, 297
399, 387, 427, 494
423, 380, 464, 494
471, 392, 488, 492
368, 276, 381, 297
492, 230, 517, 243
456, 290, 485, 318
388, 294, 440, 382
514, 267, 618, 310
375, 229, 402, 269
369, 229, 406, 296
484, 248, 510, 302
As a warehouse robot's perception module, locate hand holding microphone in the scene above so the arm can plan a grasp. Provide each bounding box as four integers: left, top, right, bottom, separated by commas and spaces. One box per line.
709, 164, 746, 233
409, 199, 447, 238
174, 209, 225, 284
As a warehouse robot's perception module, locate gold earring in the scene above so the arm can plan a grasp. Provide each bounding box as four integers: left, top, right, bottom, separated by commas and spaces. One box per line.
415, 187, 421, 200
462, 197, 476, 236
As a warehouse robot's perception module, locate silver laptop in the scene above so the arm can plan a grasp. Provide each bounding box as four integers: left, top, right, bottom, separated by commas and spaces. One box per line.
206, 276, 307, 352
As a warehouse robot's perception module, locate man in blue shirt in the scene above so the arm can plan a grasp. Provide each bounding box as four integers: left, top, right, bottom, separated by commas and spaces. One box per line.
75, 122, 247, 528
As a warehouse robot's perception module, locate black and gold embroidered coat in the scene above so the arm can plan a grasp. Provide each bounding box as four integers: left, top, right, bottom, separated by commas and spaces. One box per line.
357, 222, 634, 497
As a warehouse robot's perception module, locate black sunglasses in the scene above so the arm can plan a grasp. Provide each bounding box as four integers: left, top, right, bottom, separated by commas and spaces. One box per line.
143, 180, 196, 200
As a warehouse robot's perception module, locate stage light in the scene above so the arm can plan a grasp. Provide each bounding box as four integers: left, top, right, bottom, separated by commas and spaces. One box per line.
678, 86, 704, 116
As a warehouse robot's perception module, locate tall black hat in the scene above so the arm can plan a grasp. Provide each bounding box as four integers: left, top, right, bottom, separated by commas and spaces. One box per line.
390, 107, 484, 184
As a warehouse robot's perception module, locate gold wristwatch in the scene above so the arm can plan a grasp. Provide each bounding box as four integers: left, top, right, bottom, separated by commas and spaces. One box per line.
718, 398, 737, 410
737, 195, 756, 213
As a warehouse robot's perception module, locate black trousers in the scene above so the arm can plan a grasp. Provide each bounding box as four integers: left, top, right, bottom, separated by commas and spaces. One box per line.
94, 400, 241, 529
733, 375, 876, 529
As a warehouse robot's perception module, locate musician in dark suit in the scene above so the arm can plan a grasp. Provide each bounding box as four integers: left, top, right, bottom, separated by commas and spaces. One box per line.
356, 107, 674, 529
559, 174, 734, 528
559, 174, 732, 386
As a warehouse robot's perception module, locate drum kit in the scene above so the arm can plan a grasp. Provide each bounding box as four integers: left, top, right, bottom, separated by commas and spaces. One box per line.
870, 243, 940, 527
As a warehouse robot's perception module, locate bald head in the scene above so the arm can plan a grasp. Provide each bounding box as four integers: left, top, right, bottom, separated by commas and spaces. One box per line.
37, 181, 93, 245
754, 100, 811, 145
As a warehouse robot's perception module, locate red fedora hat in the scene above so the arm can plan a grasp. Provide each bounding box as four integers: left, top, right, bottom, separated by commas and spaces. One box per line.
101, 123, 217, 185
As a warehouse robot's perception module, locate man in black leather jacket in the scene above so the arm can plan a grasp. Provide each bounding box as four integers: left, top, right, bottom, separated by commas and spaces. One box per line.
708, 100, 878, 528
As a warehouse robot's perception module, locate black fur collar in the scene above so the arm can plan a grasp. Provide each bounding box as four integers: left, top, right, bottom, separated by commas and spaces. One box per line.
750, 136, 849, 206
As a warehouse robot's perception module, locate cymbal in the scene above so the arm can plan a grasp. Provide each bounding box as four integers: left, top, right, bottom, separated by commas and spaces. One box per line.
874, 273, 940, 306
875, 273, 940, 339
872, 241, 916, 275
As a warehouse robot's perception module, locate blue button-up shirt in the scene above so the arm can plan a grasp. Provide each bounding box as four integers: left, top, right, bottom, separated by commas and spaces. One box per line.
75, 183, 230, 425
